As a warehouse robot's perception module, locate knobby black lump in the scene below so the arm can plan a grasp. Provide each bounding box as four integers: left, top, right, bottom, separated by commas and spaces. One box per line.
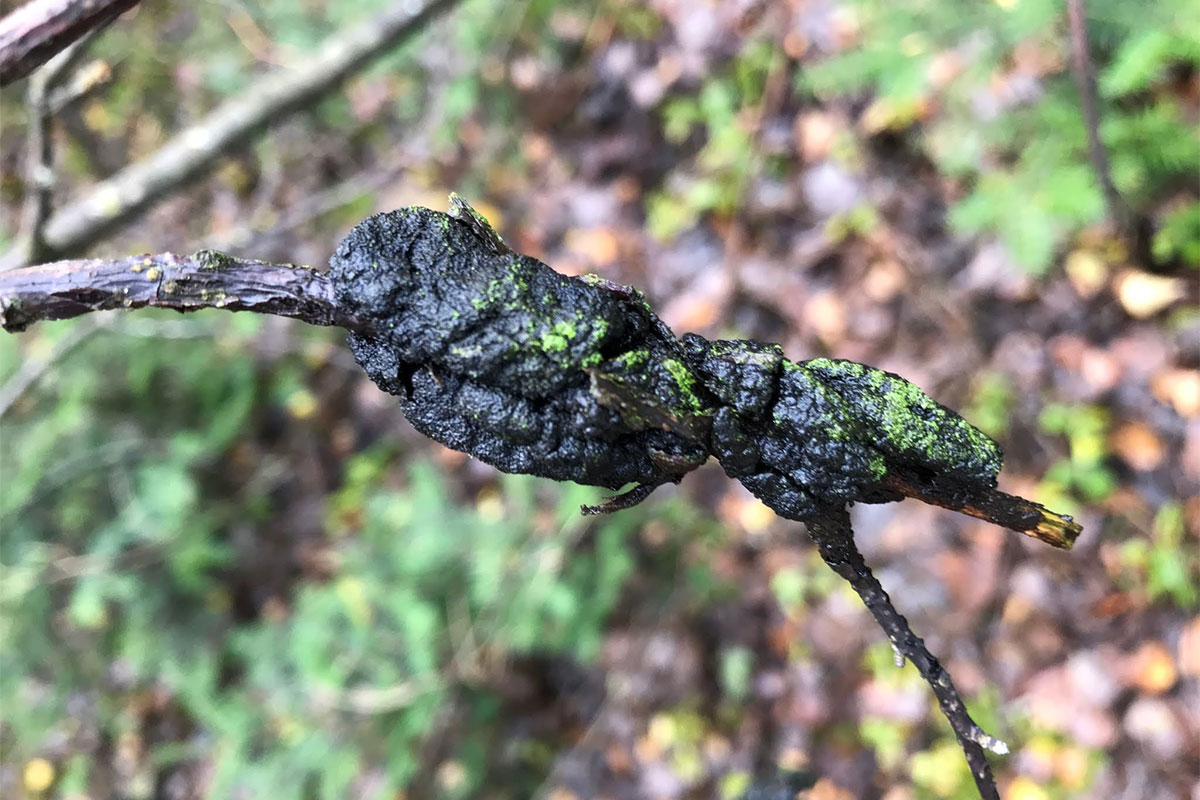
329, 203, 1003, 521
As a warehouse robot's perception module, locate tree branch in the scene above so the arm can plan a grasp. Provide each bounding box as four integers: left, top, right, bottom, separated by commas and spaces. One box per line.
0, 0, 138, 86
13, 31, 97, 267
0, 0, 459, 269
16, 45, 57, 263
1066, 0, 1134, 248
805, 507, 1003, 800
0, 251, 363, 333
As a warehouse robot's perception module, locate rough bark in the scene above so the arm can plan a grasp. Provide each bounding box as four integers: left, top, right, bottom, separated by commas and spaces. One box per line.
0, 251, 361, 333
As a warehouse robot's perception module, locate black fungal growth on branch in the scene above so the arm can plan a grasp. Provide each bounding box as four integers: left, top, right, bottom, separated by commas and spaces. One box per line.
330, 196, 1073, 542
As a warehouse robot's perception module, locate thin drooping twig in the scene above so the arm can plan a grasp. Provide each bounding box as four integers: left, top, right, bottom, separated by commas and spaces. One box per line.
17, 49, 57, 264
1065, 0, 1132, 245
0, 0, 459, 270
208, 163, 407, 254
0, 251, 362, 333
0, 0, 138, 86
14, 32, 97, 267
0, 310, 107, 416
805, 507, 1003, 800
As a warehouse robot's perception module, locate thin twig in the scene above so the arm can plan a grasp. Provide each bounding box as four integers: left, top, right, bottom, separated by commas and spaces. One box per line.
0, 251, 362, 333
13, 32, 97, 267
0, 0, 139, 86
0, 0, 460, 270
17, 57, 55, 263
46, 55, 112, 114
883, 471, 1081, 549
805, 507, 1004, 800
1066, 0, 1133, 245
0, 312, 108, 416
209, 163, 406, 254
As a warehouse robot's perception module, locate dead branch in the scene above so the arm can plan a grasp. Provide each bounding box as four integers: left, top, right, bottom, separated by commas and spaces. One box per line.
0, 0, 459, 270
0, 251, 362, 333
1, 201, 1083, 799
16, 47, 56, 263
805, 507, 1003, 800
0, 0, 137, 86
883, 472, 1081, 549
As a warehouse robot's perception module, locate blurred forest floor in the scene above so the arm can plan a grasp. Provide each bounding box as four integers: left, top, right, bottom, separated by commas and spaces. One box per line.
0, 1, 1197, 799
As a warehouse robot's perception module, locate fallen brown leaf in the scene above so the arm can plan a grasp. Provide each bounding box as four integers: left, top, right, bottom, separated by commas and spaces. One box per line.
1064, 249, 1109, 299
1109, 421, 1166, 471
1179, 616, 1200, 678
804, 290, 847, 345
795, 111, 837, 162
863, 258, 906, 302
1151, 368, 1200, 417
806, 777, 856, 800
1126, 640, 1178, 695
564, 227, 620, 266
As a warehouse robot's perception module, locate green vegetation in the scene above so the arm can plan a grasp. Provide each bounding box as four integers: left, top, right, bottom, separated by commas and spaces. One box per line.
1037, 402, 1117, 512
1117, 502, 1199, 610
0, 314, 682, 797
648, 40, 781, 240
802, 0, 1200, 273
639, 0, 1198, 269
964, 372, 1016, 441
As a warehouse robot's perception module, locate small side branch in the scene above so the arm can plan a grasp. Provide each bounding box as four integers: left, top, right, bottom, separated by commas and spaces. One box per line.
883, 472, 1081, 549
17, 47, 56, 264
0, 0, 139, 86
0, 252, 362, 333
805, 507, 1003, 800
14, 32, 97, 267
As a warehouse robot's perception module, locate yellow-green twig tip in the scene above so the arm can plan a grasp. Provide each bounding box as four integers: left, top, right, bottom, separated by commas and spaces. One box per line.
1028, 506, 1083, 549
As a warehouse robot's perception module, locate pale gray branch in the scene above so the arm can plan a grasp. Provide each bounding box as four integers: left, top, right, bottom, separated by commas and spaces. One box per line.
0, 0, 138, 85
0, 0, 459, 269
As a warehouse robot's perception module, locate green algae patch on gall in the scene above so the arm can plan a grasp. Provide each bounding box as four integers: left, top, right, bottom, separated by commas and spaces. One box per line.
609, 348, 650, 371
192, 249, 236, 270
662, 358, 704, 415
539, 320, 577, 353
804, 358, 1002, 483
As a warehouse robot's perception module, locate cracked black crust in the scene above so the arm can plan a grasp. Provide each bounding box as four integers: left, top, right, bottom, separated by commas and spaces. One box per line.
330, 208, 705, 490
329, 207, 1002, 519
684, 334, 899, 520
